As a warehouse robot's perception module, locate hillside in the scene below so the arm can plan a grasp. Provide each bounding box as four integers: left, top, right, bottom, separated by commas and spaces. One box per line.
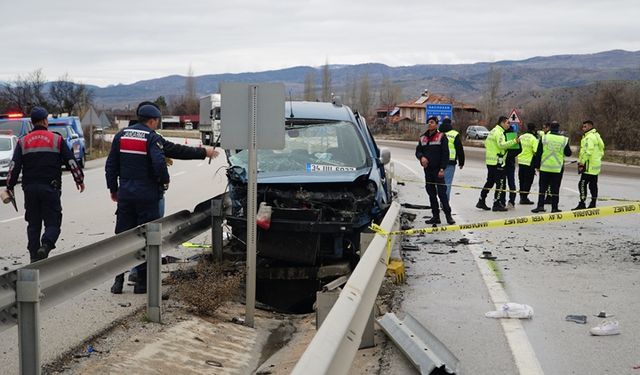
90, 49, 640, 108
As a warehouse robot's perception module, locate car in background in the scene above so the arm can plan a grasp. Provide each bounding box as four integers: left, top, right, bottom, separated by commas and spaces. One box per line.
466, 125, 490, 140
48, 116, 86, 168
225, 100, 392, 312
0, 134, 19, 183
49, 125, 85, 168
0, 114, 33, 137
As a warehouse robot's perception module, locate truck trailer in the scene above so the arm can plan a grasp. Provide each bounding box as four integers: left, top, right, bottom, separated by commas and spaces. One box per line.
198, 93, 221, 146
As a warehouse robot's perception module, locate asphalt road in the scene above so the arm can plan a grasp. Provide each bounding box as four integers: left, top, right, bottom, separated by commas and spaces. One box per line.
0, 138, 228, 373
381, 143, 640, 375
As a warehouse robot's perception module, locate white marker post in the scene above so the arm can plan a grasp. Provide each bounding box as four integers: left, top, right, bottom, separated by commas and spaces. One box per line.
220, 83, 285, 328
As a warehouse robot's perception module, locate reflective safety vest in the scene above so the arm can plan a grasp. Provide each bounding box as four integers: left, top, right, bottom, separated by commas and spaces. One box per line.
485, 125, 517, 167
540, 133, 568, 173
445, 129, 459, 161
517, 133, 539, 166
579, 128, 605, 175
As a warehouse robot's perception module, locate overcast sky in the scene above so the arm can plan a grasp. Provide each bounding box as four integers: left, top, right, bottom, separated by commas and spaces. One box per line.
1, 0, 638, 87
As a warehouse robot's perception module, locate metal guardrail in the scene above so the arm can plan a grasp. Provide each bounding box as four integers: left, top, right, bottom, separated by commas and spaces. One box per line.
0, 195, 222, 374
291, 201, 401, 375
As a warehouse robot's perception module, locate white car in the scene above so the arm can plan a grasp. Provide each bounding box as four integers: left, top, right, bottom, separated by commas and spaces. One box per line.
0, 134, 18, 183
466, 125, 490, 140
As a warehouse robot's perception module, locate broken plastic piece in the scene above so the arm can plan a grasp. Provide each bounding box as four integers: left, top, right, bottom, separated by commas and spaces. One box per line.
565, 315, 587, 324
485, 303, 534, 319
256, 202, 272, 230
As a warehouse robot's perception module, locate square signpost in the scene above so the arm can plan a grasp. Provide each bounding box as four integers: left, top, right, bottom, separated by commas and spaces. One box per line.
426, 103, 453, 125
220, 83, 285, 328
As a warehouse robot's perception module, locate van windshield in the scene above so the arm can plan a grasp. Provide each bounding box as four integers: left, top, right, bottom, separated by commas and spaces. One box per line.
0, 121, 23, 135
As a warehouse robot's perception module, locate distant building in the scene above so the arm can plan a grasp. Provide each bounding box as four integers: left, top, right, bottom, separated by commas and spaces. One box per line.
396, 90, 481, 125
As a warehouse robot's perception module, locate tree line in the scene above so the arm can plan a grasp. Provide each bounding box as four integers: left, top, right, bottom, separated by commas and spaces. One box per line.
0, 69, 94, 116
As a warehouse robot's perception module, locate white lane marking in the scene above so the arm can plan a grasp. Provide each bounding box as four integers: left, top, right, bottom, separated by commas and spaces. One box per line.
171, 171, 186, 178
197, 162, 204, 167
563, 187, 579, 194
393, 157, 544, 374
1, 216, 22, 223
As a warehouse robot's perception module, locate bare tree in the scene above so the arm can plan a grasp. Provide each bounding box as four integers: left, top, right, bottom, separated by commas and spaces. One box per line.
378, 75, 402, 113
1, 69, 49, 113
184, 65, 198, 114
321, 59, 331, 102
303, 71, 316, 101
347, 74, 358, 110
49, 73, 94, 115
482, 66, 502, 123
358, 73, 372, 117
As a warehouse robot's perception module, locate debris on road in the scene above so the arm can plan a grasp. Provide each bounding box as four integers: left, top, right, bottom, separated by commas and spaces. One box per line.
485, 303, 534, 319
565, 314, 587, 324
589, 320, 620, 336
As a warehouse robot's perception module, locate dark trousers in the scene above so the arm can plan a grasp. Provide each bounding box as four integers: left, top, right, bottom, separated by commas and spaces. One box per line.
23, 184, 62, 263
536, 171, 562, 210
480, 165, 506, 205
114, 199, 161, 286
518, 164, 536, 200
501, 163, 516, 205
425, 168, 451, 217
578, 174, 598, 203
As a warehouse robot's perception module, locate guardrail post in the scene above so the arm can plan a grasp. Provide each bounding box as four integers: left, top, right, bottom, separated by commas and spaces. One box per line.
145, 223, 162, 323
17, 269, 41, 375
211, 197, 224, 262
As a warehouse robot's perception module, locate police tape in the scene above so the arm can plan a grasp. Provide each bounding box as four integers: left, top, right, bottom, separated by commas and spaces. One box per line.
397, 177, 639, 203
371, 203, 640, 237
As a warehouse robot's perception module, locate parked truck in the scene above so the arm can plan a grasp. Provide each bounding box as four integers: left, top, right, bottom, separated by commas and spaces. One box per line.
198, 93, 221, 146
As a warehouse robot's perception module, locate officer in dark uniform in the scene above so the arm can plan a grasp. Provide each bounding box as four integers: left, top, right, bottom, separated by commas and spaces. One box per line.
4, 106, 85, 262
105, 104, 169, 294
416, 116, 455, 225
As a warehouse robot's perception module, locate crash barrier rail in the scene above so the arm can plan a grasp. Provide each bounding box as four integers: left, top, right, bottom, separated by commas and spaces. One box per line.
0, 194, 224, 375
292, 201, 401, 375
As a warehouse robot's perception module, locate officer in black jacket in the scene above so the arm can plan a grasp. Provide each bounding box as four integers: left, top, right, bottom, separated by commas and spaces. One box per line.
416, 117, 455, 225
4, 106, 85, 262
106, 104, 169, 294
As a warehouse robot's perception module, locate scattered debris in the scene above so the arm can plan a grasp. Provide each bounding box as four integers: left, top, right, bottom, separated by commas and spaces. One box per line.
231, 316, 245, 325
118, 302, 131, 308
595, 311, 614, 318
428, 251, 446, 255
485, 303, 534, 319
565, 315, 587, 324
401, 203, 431, 210
589, 320, 620, 336
479, 251, 497, 260
2, 266, 8, 271
458, 238, 470, 245
401, 244, 420, 252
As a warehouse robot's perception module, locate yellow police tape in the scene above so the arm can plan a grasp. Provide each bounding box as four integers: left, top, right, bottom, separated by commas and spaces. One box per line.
398, 177, 639, 203
373, 203, 639, 237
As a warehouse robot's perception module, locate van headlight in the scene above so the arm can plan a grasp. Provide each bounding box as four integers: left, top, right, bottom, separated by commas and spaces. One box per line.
0, 158, 10, 167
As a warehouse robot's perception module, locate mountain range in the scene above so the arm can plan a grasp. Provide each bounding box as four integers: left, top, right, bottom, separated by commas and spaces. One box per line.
90, 49, 640, 108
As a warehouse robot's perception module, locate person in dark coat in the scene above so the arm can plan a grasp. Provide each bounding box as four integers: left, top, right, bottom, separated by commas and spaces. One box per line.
416, 116, 455, 225
4, 106, 85, 262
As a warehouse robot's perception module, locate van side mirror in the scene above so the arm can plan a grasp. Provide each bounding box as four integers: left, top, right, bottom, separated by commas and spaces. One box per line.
71, 133, 79, 139
379, 147, 391, 165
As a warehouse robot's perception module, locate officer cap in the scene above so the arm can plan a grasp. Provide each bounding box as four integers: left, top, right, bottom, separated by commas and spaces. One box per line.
137, 104, 161, 119
30, 106, 48, 121
550, 121, 560, 130
441, 118, 451, 126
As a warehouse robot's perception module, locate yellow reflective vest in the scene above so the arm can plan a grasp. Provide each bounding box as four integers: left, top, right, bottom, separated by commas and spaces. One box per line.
446, 129, 459, 161
485, 125, 517, 167
540, 133, 568, 173
579, 128, 605, 175
517, 133, 539, 166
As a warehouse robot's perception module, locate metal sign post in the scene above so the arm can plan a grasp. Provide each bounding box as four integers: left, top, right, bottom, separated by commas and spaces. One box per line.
220, 83, 285, 328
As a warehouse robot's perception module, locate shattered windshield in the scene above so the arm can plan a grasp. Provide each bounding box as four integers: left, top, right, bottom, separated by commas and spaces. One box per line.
229, 121, 368, 173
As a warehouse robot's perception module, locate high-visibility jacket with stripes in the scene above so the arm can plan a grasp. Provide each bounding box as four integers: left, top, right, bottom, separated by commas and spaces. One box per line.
540, 133, 569, 173
579, 128, 605, 175
517, 133, 539, 166
485, 125, 517, 167
445, 129, 459, 161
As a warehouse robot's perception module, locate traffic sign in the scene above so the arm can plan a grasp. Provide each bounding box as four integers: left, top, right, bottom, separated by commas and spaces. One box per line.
508, 109, 522, 124
426, 104, 453, 124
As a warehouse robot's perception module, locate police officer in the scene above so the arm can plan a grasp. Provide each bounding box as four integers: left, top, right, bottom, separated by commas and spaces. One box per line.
106, 104, 169, 294
4, 106, 85, 263
517, 123, 539, 204
573, 120, 604, 210
501, 124, 521, 209
476, 116, 519, 212
438, 118, 465, 203
532, 121, 572, 213
416, 116, 455, 225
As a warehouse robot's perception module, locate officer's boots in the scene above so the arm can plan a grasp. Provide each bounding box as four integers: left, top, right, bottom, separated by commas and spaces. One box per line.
36, 242, 53, 261
572, 202, 587, 211
445, 212, 456, 225
425, 214, 441, 225
588, 199, 597, 208
476, 199, 491, 211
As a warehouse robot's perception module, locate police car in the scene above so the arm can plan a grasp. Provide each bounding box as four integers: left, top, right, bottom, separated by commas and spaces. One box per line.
0, 134, 18, 183
49, 124, 86, 168
0, 113, 33, 137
